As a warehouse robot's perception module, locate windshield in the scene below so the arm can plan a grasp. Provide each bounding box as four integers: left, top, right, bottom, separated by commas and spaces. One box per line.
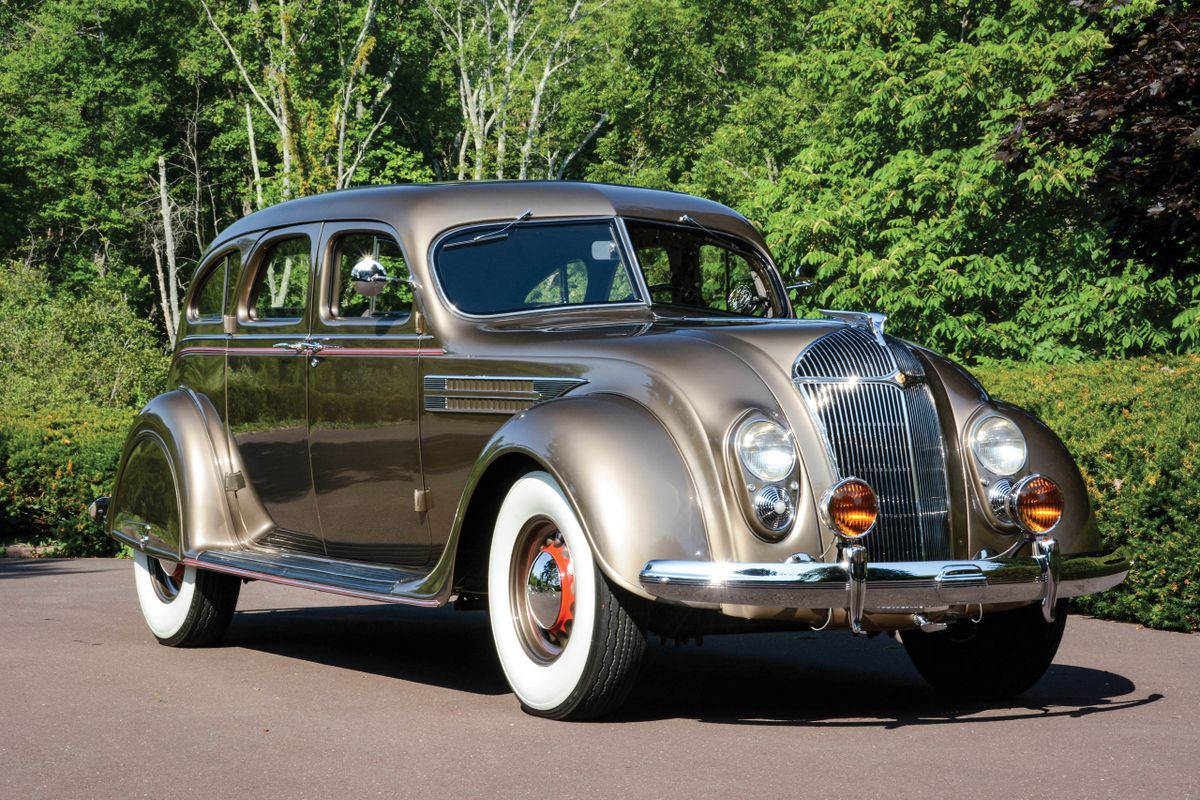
625, 220, 785, 318
435, 220, 641, 315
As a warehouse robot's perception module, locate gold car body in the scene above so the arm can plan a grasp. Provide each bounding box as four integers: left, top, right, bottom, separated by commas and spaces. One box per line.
103, 181, 1128, 634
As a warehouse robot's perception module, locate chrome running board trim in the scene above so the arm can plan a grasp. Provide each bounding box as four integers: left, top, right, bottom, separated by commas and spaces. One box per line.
189, 549, 442, 607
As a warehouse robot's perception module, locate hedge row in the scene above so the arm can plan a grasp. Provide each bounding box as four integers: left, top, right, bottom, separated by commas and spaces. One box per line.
2, 356, 1195, 629
975, 355, 1199, 631
0, 406, 134, 556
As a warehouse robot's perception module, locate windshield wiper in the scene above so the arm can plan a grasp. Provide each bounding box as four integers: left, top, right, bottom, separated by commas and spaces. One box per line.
677, 213, 725, 240
444, 208, 533, 250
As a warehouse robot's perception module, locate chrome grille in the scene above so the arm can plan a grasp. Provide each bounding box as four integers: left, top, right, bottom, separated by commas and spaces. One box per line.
795, 327, 951, 561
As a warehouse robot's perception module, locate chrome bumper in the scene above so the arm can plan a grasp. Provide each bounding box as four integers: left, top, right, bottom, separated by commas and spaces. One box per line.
639, 538, 1130, 632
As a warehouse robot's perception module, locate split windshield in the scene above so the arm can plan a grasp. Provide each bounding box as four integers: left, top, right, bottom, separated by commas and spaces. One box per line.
433, 218, 783, 317
623, 220, 784, 318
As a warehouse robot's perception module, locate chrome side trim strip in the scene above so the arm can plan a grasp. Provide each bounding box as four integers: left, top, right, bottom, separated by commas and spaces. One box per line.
639, 548, 1130, 612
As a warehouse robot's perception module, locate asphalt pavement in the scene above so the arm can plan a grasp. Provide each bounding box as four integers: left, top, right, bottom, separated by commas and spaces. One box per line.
1, 558, 1196, 800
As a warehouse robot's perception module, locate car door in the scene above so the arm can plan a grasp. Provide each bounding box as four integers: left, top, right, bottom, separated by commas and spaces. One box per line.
225, 224, 324, 551
306, 222, 431, 569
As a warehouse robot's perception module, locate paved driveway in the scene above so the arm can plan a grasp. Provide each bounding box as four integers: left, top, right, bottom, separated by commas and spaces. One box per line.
1, 558, 1195, 799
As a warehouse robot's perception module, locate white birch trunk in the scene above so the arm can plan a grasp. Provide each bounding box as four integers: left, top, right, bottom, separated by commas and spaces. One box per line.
246, 103, 265, 210
157, 156, 180, 339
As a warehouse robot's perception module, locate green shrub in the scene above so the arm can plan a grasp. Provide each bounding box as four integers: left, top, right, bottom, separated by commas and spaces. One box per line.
975, 355, 1200, 631
0, 262, 164, 555
0, 405, 135, 556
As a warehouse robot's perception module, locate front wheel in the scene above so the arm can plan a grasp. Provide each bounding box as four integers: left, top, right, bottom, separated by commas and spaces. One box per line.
900, 600, 1067, 699
132, 551, 240, 646
488, 471, 646, 720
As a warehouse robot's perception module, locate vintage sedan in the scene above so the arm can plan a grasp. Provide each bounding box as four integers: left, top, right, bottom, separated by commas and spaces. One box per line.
95, 181, 1129, 720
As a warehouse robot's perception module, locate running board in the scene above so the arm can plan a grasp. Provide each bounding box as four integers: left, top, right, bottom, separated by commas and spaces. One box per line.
188, 549, 442, 607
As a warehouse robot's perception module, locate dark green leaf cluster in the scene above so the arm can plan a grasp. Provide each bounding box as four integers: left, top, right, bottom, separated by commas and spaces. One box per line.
1002, 5, 1200, 349
0, 261, 164, 555
0, 262, 165, 413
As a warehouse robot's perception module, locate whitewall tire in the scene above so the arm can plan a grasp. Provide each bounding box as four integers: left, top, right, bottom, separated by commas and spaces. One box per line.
132, 551, 240, 647
488, 471, 645, 720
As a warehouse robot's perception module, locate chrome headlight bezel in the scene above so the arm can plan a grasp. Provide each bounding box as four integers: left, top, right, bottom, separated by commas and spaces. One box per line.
970, 414, 1027, 477
735, 417, 797, 483
728, 413, 801, 542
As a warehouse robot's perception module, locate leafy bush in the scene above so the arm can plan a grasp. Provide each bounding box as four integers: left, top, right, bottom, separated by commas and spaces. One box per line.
975, 355, 1200, 631
0, 406, 134, 556
0, 261, 164, 554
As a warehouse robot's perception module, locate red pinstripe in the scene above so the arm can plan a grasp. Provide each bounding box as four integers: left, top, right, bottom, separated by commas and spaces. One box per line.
173, 346, 443, 358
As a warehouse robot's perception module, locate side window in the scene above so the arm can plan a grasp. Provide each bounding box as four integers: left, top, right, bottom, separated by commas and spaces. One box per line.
331, 233, 412, 319
525, 260, 588, 306
191, 258, 226, 321
251, 237, 311, 321
697, 243, 759, 313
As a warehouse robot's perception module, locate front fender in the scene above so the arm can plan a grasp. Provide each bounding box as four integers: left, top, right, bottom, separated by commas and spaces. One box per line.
455, 393, 711, 599
109, 388, 239, 558
989, 401, 1100, 554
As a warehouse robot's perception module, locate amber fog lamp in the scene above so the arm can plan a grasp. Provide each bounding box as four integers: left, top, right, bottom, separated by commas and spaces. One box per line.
1012, 475, 1064, 534
823, 478, 878, 538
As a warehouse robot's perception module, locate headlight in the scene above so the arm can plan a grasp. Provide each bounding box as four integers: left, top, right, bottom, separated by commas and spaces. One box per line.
736, 418, 796, 482
970, 415, 1026, 476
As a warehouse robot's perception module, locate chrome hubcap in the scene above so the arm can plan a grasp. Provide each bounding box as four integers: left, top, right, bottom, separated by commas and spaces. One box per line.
511, 520, 576, 663
149, 557, 184, 603
527, 549, 564, 630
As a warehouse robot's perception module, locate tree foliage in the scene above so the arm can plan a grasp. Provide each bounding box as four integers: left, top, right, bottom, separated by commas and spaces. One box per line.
0, 0, 1197, 360
1002, 3, 1200, 348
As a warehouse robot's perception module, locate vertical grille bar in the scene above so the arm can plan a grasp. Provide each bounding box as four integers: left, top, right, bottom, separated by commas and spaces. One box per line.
905, 382, 952, 559
795, 327, 951, 561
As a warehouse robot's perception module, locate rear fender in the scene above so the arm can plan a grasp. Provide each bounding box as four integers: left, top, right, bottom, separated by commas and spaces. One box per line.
108, 389, 240, 558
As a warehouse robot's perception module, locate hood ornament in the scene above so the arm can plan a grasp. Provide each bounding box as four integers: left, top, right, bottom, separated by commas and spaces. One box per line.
820, 310, 888, 347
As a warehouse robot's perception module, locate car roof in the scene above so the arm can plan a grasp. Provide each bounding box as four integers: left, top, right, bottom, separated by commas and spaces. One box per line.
210, 181, 767, 256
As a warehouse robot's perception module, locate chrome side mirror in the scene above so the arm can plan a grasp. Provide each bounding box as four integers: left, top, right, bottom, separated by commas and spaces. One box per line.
727, 283, 767, 315
350, 258, 392, 297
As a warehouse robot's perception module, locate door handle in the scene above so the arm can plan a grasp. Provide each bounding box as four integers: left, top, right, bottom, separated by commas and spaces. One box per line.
303, 340, 343, 356
273, 342, 305, 353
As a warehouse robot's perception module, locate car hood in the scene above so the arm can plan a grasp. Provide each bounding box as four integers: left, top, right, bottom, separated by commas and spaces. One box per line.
467, 312, 849, 398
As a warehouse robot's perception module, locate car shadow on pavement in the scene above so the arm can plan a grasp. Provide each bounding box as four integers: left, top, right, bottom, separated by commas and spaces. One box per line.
223, 603, 511, 696
0, 558, 113, 580
218, 604, 1161, 724
616, 629, 1163, 726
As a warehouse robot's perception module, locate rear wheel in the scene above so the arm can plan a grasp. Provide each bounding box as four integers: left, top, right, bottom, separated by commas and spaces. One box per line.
132, 551, 240, 647
488, 471, 646, 720
900, 600, 1067, 699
